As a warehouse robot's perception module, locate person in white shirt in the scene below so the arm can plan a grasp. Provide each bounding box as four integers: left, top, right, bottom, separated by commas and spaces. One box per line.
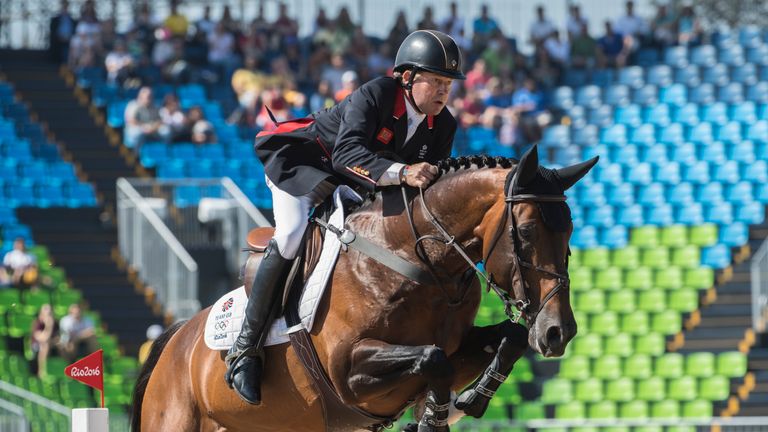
58, 304, 97, 362
105, 39, 134, 85
530, 5, 556, 48
2, 238, 37, 288
614, 0, 649, 51
544, 30, 571, 66
566, 4, 588, 38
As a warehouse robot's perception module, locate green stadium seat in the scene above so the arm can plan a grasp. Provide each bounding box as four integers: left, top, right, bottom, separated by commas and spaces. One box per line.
555, 401, 585, 419
560, 355, 591, 380
652, 310, 682, 335
495, 381, 522, 404
41, 267, 66, 288
570, 248, 582, 268
0, 288, 22, 314
572, 427, 598, 432
22, 290, 51, 314
668, 376, 698, 401
716, 352, 747, 378
607, 290, 636, 313
642, 247, 670, 269
541, 378, 574, 404
514, 401, 546, 420
587, 400, 617, 419
576, 290, 606, 314
619, 400, 649, 418
571, 333, 603, 358
667, 427, 696, 432
604, 333, 633, 357
685, 267, 714, 290
574, 311, 590, 334
635, 332, 666, 356
699, 375, 730, 401
612, 246, 640, 268
474, 306, 494, 326
621, 310, 650, 335
46, 357, 69, 378
635, 427, 664, 432
630, 226, 659, 248
651, 400, 680, 418
625, 267, 654, 290
590, 311, 620, 335
7, 312, 35, 338
53, 289, 82, 309
688, 225, 718, 247
637, 289, 667, 312
481, 397, 508, 420
510, 356, 533, 382
659, 225, 688, 247
605, 377, 635, 402
595, 267, 623, 290
671, 246, 700, 269
686, 352, 716, 377
624, 354, 653, 379
668, 289, 699, 312
583, 247, 611, 269
681, 399, 712, 417
575, 378, 604, 402
571, 267, 594, 291
656, 353, 685, 378
593, 355, 622, 380
655, 267, 684, 289
601, 428, 630, 432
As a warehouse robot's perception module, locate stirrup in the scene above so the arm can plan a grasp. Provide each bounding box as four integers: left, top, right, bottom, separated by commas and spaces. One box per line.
224, 346, 263, 388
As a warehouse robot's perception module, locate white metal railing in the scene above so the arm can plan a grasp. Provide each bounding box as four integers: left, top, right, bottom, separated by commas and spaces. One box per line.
117, 178, 200, 320
751, 236, 768, 332
393, 417, 768, 431
0, 398, 28, 432
221, 177, 272, 273
0, 379, 70, 432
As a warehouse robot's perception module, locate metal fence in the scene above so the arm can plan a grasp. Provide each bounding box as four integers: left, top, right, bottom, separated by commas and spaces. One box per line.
752, 236, 768, 332
404, 417, 768, 431
117, 177, 200, 320
0, 399, 28, 432
0, 380, 69, 432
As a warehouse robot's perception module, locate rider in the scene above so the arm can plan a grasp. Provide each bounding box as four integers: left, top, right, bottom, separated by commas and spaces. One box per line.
225, 30, 466, 405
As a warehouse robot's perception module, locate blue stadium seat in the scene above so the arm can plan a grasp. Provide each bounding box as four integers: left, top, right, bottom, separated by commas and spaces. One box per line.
701, 103, 728, 126
659, 84, 687, 108
185, 159, 216, 178
701, 244, 731, 268
713, 160, 740, 184
564, 69, 589, 87
630, 124, 656, 147
588, 105, 614, 128
566, 105, 587, 128
755, 183, 768, 203
198, 144, 226, 160
746, 121, 768, 144
107, 101, 128, 128
718, 83, 744, 104
716, 122, 743, 144
572, 125, 599, 147
595, 163, 624, 186
139, 142, 169, 168
615, 104, 642, 128
36, 182, 66, 207
702, 63, 729, 86
175, 185, 202, 208
676, 202, 704, 225
718, 45, 745, 66
719, 222, 747, 247
66, 183, 97, 207
746, 45, 768, 66
747, 83, 768, 104
654, 162, 681, 184
739, 25, 763, 48
552, 87, 574, 110
645, 204, 674, 226
632, 85, 659, 106
600, 225, 628, 248
730, 101, 757, 124
683, 161, 710, 184
636, 48, 660, 66
696, 182, 725, 205
673, 103, 700, 126
612, 144, 638, 165
541, 125, 570, 149
602, 124, 628, 147
647, 65, 673, 88
156, 160, 186, 178
586, 205, 615, 227
737, 201, 765, 224
170, 143, 198, 160
576, 86, 602, 110
590, 69, 615, 87
552, 146, 581, 166
0, 159, 19, 181
643, 104, 671, 127
728, 140, 756, 164
642, 145, 669, 166
617, 204, 644, 227
687, 122, 714, 145
605, 85, 631, 107
618, 66, 645, 89
4, 141, 33, 162
638, 183, 666, 206
667, 182, 694, 205
48, 162, 76, 180
571, 225, 598, 249
6, 180, 36, 207
674, 65, 701, 87
664, 46, 689, 68
607, 183, 635, 206
742, 160, 768, 183
731, 64, 758, 86
691, 45, 717, 67
20, 161, 47, 179
657, 123, 684, 145
726, 181, 754, 205
690, 84, 715, 105
699, 141, 726, 164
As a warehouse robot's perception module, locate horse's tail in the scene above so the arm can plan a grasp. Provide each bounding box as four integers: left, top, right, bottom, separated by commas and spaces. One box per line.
130, 320, 186, 432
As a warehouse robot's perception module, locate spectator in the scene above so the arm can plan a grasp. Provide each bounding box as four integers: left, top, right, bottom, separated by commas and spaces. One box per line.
512, 77, 548, 143
138, 324, 163, 365
207, 22, 239, 79
196, 5, 216, 37
614, 0, 649, 52
334, 7, 356, 42
651, 3, 677, 47
570, 23, 598, 69
309, 79, 335, 113
131, 2, 157, 51
159, 94, 187, 141
320, 53, 348, 94
151, 27, 175, 68
441, 2, 464, 41
483, 77, 513, 108
273, 2, 299, 48
473, 4, 500, 49
186, 106, 217, 145
2, 238, 38, 289
386, 11, 410, 54
68, 18, 102, 72
417, 6, 438, 30
161, 38, 193, 84
255, 89, 290, 130
105, 38, 135, 86
481, 34, 517, 78
334, 70, 358, 102
58, 304, 97, 363
465, 58, 491, 92
566, 4, 588, 38
677, 6, 702, 46
49, 0, 76, 63
597, 21, 629, 68
529, 5, 555, 48
124, 86, 171, 148
367, 43, 392, 77
219, 5, 240, 35
164, 0, 189, 38
31, 304, 58, 378
312, 7, 330, 34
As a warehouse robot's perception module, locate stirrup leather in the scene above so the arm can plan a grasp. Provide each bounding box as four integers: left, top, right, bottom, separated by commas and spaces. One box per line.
224, 346, 264, 388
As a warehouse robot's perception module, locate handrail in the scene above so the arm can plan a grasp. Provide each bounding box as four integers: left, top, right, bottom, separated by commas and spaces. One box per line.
751, 235, 768, 332
0, 398, 28, 432
222, 177, 271, 227
0, 380, 71, 416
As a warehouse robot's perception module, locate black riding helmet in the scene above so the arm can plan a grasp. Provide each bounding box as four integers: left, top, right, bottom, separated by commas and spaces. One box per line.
394, 30, 466, 80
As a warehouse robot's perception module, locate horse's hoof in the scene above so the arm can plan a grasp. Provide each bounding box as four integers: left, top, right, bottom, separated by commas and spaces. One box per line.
454, 389, 489, 418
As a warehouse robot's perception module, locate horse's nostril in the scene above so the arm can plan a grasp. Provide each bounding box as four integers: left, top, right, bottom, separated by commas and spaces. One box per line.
546, 326, 562, 346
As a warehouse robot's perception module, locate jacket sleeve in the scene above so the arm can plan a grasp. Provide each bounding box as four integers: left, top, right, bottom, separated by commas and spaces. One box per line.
331, 82, 397, 191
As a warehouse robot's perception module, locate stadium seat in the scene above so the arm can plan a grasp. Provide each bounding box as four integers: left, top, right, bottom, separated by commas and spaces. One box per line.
592, 355, 622, 380
541, 125, 570, 149
718, 44, 745, 66
629, 124, 656, 147
590, 69, 614, 87
635, 332, 665, 356
667, 183, 694, 206
664, 46, 688, 68
575, 378, 603, 403
746, 83, 768, 104
600, 225, 628, 248
746, 120, 768, 144
603, 332, 633, 357
595, 163, 623, 185
683, 161, 710, 184
607, 290, 636, 313
605, 84, 631, 107
670, 143, 697, 166
632, 84, 659, 106
686, 352, 716, 378
682, 400, 712, 418
685, 267, 715, 289
647, 65, 673, 88
541, 378, 573, 404
614, 104, 642, 128
718, 83, 744, 105
607, 183, 634, 206
588, 105, 614, 128
637, 377, 666, 402
690, 84, 715, 105
730, 101, 758, 125
590, 311, 620, 335
717, 352, 747, 377
616, 204, 644, 227
642, 145, 669, 166
672, 103, 699, 126
746, 45, 768, 66
618, 66, 645, 89
691, 45, 717, 67
576, 85, 602, 109
658, 123, 684, 145
552, 87, 575, 110
643, 104, 671, 127
731, 63, 758, 86
674, 65, 700, 87
572, 125, 599, 147
620, 400, 649, 419
668, 376, 698, 401
702, 63, 729, 86
739, 25, 763, 47
571, 333, 602, 358
654, 162, 681, 184
611, 142, 636, 163
699, 376, 730, 401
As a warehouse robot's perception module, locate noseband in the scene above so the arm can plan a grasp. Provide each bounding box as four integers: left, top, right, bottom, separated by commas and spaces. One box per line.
404, 169, 571, 328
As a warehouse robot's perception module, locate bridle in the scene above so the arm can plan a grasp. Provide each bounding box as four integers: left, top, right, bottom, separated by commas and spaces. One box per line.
403, 168, 571, 328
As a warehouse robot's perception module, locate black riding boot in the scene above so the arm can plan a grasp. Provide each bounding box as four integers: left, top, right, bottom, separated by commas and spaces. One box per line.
224, 239, 291, 405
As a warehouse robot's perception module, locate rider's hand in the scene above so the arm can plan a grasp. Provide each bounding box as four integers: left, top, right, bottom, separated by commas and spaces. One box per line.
400, 162, 438, 188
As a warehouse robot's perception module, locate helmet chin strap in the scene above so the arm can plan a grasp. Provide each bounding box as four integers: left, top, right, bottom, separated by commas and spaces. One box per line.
402, 68, 425, 115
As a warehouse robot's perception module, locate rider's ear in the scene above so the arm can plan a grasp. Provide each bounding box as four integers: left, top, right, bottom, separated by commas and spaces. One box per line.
516, 144, 539, 186
556, 156, 599, 191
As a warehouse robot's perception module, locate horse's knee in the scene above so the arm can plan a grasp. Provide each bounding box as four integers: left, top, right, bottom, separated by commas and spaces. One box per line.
413, 346, 453, 382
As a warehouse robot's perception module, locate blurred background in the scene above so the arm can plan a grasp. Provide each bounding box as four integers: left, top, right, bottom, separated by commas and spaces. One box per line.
0, 0, 768, 430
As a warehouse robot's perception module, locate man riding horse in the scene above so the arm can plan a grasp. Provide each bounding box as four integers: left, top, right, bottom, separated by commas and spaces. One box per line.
225, 30, 467, 405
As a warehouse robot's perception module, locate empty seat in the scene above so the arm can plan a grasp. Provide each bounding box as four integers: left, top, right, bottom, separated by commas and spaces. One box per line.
739, 25, 763, 47
699, 140, 726, 163
673, 103, 700, 126
645, 203, 674, 225
731, 63, 758, 86
595, 163, 623, 185
616, 204, 644, 227
701, 102, 728, 126
614, 104, 642, 128
618, 66, 645, 89
696, 182, 724, 205
676, 202, 704, 225
730, 101, 757, 124
729, 140, 756, 164
746, 45, 768, 66
626, 163, 652, 185
690, 83, 715, 105
674, 65, 700, 87
664, 46, 688, 68
718, 83, 744, 104
747, 83, 768, 104
607, 183, 635, 206
590, 68, 614, 87
648, 65, 673, 87
629, 124, 656, 147
736, 201, 765, 224
687, 122, 714, 145
718, 44, 745, 66
660, 84, 687, 107
541, 125, 570, 148
632, 84, 659, 106
657, 123, 684, 145
691, 45, 717, 67
746, 121, 768, 144
742, 160, 768, 183
705, 202, 734, 225
588, 105, 614, 128
578, 182, 606, 207
713, 160, 740, 184
702, 244, 731, 268
642, 145, 669, 166
602, 124, 629, 147
654, 162, 681, 184
576, 85, 602, 109
643, 104, 671, 127
605, 84, 631, 106
552, 87, 575, 110
670, 143, 696, 166
667, 183, 694, 206
683, 161, 710, 184
572, 125, 598, 146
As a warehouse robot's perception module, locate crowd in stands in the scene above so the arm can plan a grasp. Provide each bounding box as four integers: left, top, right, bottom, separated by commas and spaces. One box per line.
26, 302, 98, 377
48, 0, 705, 151
0, 238, 38, 289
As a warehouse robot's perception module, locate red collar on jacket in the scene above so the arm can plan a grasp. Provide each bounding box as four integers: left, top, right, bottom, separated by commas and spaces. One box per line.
393, 85, 434, 130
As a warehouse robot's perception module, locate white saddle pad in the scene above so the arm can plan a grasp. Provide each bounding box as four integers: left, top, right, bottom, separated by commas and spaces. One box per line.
204, 186, 362, 350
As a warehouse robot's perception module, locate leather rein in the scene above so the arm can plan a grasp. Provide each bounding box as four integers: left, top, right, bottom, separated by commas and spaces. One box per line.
402, 169, 571, 328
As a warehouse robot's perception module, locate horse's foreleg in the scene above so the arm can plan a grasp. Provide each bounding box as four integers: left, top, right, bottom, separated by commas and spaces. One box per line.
452, 321, 529, 418
348, 340, 454, 432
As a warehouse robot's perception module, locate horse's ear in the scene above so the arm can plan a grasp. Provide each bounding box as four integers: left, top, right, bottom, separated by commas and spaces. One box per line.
556, 156, 599, 191
516, 144, 539, 186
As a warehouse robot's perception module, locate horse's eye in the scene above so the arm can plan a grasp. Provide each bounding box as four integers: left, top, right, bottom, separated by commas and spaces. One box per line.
519, 224, 536, 242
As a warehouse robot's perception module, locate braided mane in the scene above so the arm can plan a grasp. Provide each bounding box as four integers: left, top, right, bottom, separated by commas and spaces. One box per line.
435, 155, 518, 176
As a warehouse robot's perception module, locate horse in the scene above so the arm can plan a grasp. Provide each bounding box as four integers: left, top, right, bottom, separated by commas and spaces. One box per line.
131, 145, 597, 432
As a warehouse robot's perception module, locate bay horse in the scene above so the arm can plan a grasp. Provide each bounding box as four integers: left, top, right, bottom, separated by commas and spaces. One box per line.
131, 146, 597, 431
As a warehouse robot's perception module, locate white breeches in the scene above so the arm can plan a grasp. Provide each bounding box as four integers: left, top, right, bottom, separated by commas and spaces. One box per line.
267, 177, 333, 259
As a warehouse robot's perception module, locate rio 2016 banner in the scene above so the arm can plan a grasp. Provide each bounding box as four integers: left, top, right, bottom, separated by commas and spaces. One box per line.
65, 349, 105, 408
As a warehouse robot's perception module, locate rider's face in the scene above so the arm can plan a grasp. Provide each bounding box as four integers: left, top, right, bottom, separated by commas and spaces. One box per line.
404, 70, 453, 116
